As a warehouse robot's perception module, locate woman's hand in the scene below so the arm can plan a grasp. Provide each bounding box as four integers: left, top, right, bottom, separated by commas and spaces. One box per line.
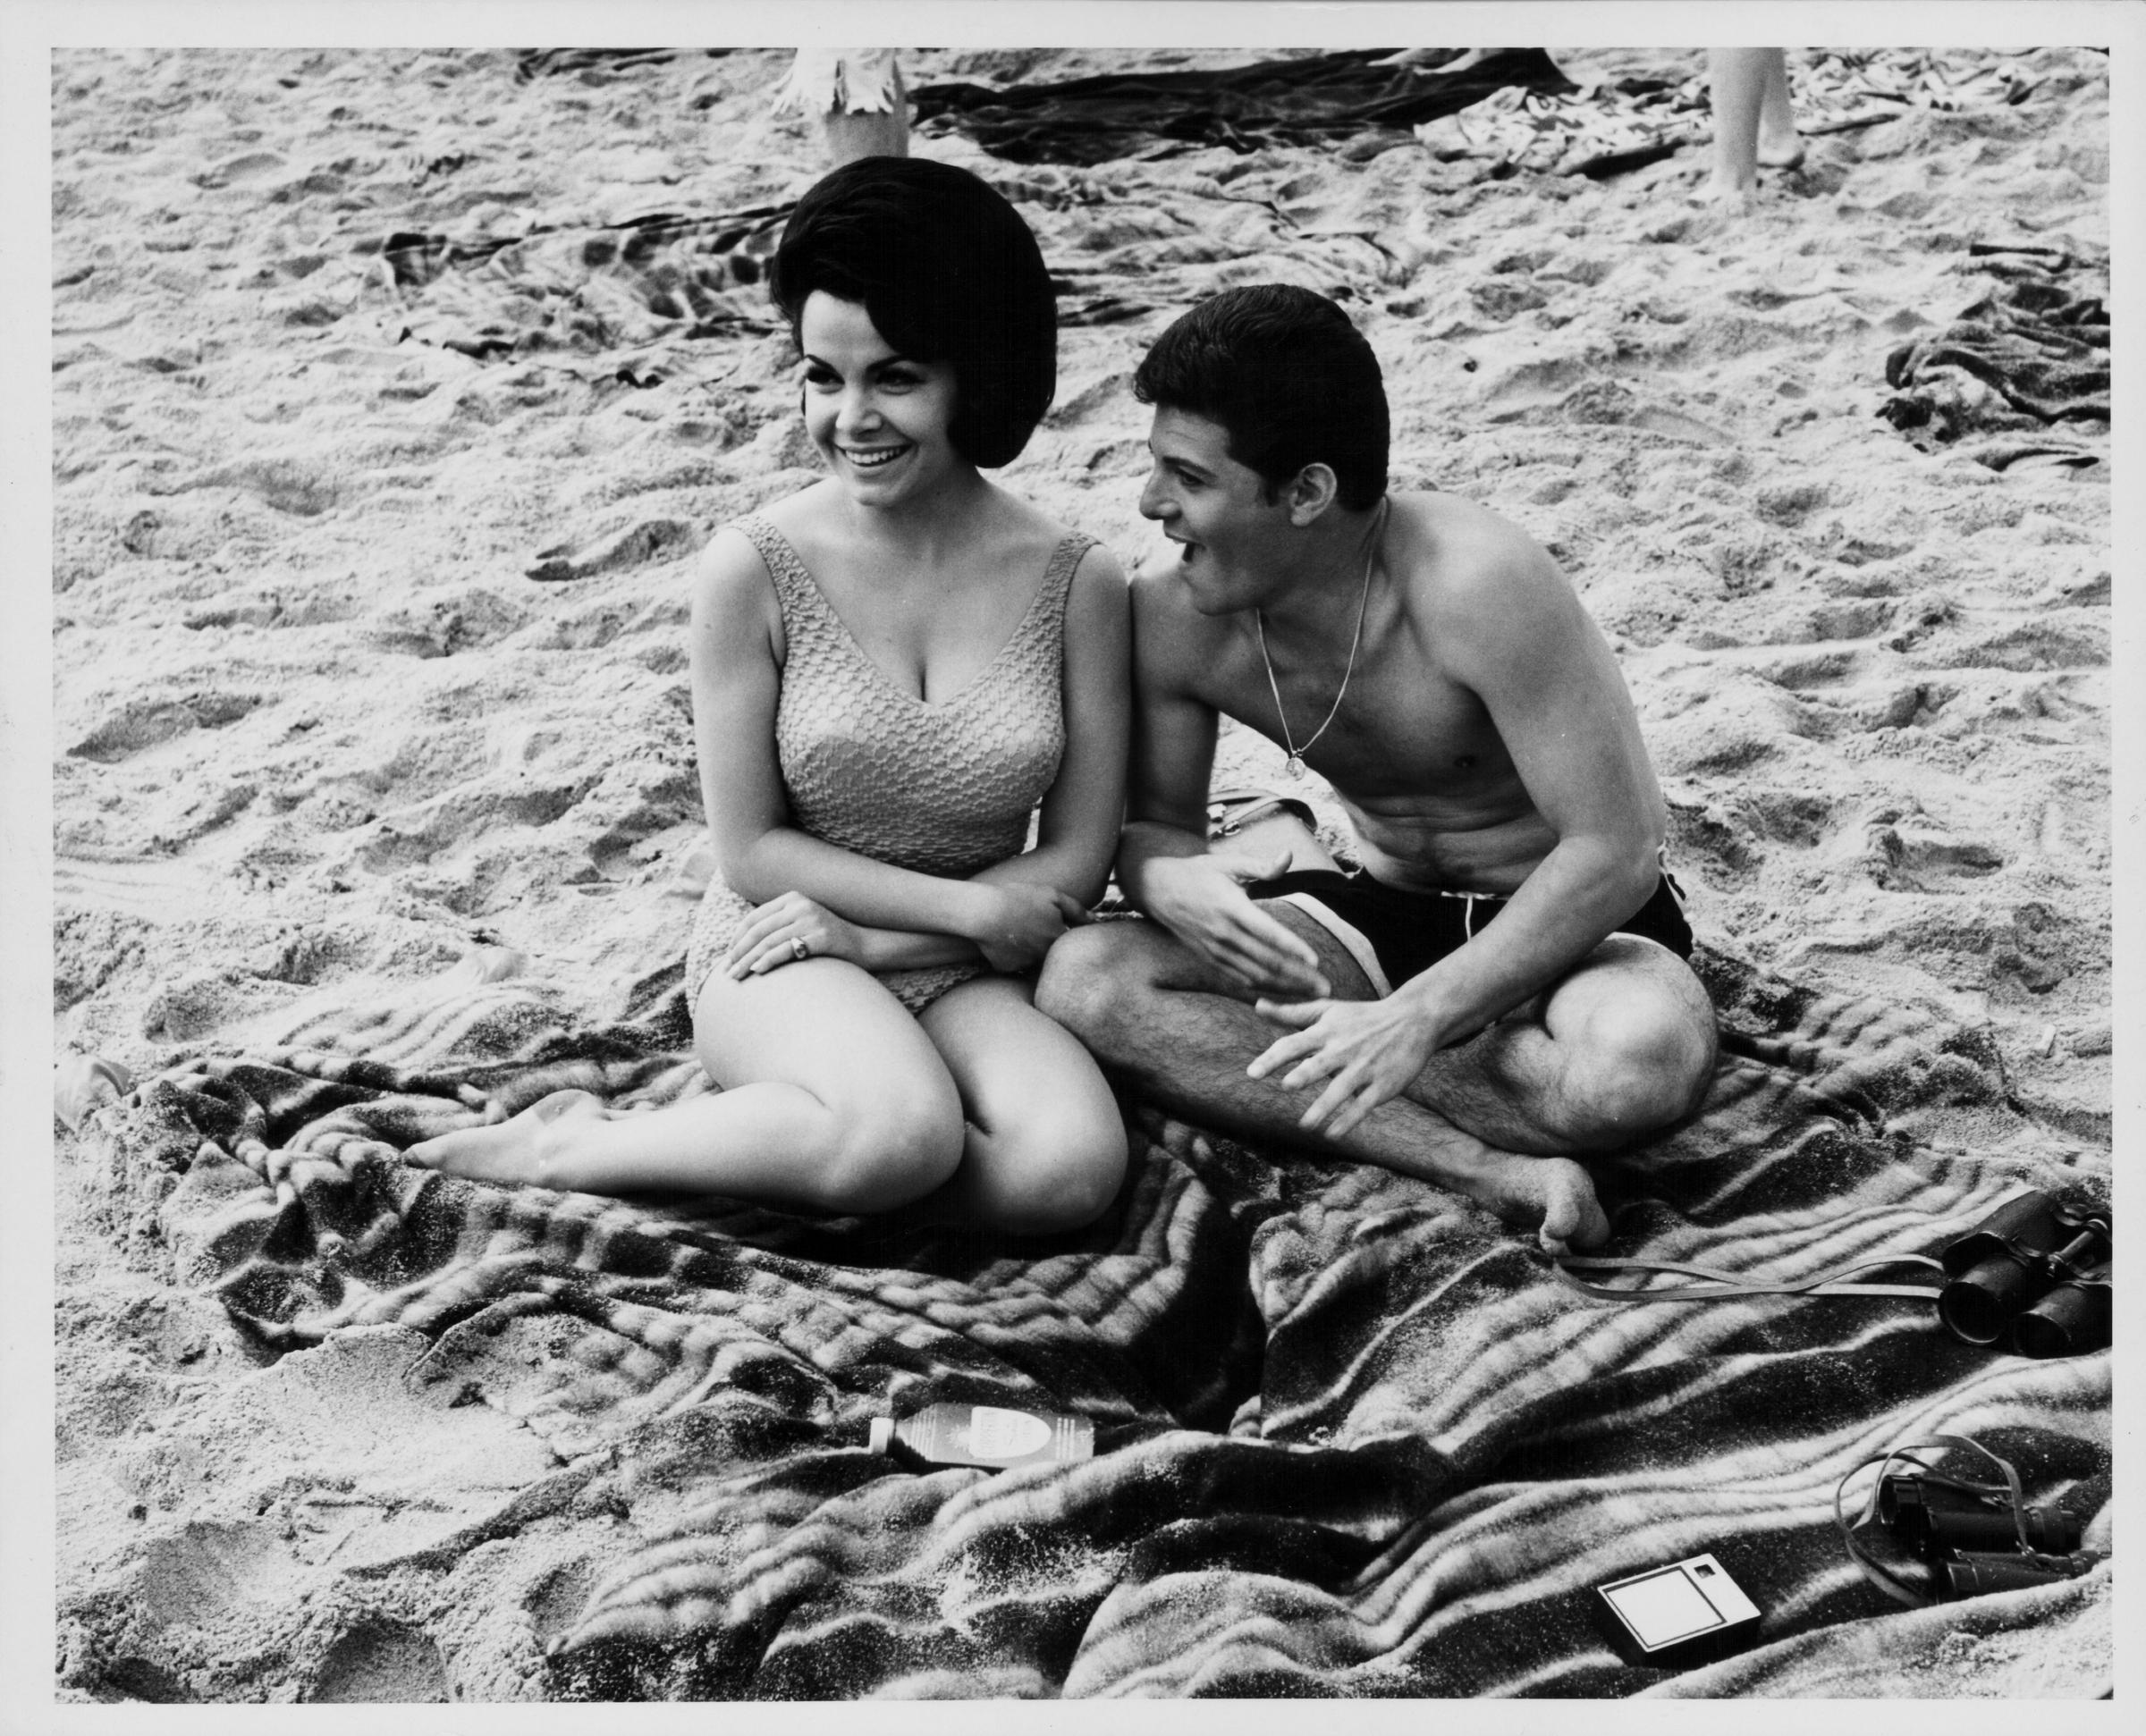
965, 881, 1089, 973
725, 892, 868, 980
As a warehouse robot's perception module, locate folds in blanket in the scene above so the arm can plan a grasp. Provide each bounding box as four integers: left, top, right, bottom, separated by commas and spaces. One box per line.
553, 1426, 1461, 1695
1687, 944, 2032, 1139
129, 1040, 1286, 1438
94, 955, 2110, 1696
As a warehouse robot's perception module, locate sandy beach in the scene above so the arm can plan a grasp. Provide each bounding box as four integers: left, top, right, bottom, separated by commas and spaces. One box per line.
46, 41, 2112, 1704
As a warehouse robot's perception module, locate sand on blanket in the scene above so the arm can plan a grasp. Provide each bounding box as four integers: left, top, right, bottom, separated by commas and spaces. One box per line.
52, 44, 2111, 1703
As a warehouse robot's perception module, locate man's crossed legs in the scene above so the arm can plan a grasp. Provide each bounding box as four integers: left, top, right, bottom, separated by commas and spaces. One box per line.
1037, 901, 1718, 1252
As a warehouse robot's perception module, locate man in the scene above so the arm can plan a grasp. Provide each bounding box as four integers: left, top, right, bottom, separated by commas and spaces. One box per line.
1036, 285, 1717, 1253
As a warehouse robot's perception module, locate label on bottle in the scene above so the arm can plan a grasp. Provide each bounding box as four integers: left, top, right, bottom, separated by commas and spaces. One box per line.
965, 1404, 1052, 1462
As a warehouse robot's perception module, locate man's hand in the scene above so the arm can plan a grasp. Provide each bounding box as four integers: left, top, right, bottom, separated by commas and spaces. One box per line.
1247, 994, 1440, 1137
967, 881, 1090, 973
1143, 849, 1330, 999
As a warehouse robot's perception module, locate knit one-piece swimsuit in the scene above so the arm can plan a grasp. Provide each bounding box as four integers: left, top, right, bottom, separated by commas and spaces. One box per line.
686, 512, 1093, 1015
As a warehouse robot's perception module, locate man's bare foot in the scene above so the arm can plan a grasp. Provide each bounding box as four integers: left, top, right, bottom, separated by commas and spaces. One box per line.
1519, 1155, 1611, 1257
1424, 1133, 1611, 1255
406, 1088, 607, 1187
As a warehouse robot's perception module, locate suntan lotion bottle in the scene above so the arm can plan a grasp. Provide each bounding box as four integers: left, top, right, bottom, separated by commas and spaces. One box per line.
868, 1402, 1094, 1471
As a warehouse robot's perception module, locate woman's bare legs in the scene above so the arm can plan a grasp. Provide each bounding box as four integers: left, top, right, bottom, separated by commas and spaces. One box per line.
908, 973, 1129, 1235
408, 958, 964, 1214
1705, 48, 1803, 201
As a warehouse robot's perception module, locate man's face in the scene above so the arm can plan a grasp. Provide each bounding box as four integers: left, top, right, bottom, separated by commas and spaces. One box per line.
1138, 406, 1294, 614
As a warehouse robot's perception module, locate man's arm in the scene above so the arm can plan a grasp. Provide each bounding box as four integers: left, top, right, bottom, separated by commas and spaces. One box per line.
1391, 522, 1664, 1041
1117, 562, 1327, 998
1252, 514, 1665, 1130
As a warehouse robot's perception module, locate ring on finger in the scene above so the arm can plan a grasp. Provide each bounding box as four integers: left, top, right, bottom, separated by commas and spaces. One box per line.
790, 936, 810, 962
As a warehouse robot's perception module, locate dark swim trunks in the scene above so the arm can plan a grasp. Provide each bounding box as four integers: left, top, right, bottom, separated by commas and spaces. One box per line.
1244, 868, 1694, 997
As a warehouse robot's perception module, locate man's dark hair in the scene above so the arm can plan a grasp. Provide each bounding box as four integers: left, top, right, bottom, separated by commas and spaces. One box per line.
771, 157, 1057, 468
1134, 284, 1390, 510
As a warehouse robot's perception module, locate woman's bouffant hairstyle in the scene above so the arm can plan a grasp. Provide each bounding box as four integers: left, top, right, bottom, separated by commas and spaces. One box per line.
771, 158, 1057, 469
1134, 284, 1389, 510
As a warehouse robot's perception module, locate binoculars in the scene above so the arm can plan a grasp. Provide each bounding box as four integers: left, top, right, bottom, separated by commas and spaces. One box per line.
1937, 1192, 2109, 1358
1876, 1471, 2093, 1602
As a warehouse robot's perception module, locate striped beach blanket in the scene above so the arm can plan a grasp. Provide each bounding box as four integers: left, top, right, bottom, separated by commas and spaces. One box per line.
102, 944, 2109, 1698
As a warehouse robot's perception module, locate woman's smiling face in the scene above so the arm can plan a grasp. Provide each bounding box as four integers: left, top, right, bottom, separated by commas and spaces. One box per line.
798, 292, 963, 502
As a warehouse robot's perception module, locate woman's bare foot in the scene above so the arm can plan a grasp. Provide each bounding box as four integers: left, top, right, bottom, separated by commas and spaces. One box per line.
406, 1088, 609, 1187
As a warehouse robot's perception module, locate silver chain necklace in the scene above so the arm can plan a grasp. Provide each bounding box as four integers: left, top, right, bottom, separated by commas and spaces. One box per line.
1254, 499, 1389, 780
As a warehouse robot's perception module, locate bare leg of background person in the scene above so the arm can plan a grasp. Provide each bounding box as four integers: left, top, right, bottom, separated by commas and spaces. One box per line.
772, 49, 908, 164
1705, 48, 1803, 201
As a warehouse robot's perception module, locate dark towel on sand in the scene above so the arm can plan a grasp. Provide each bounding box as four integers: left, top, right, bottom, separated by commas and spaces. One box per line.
910, 49, 1576, 165
1880, 242, 2109, 473
99, 946, 2108, 1698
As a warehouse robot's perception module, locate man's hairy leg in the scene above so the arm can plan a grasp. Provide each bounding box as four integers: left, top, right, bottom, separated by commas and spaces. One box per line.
1398, 935, 1719, 1157
1037, 911, 1610, 1251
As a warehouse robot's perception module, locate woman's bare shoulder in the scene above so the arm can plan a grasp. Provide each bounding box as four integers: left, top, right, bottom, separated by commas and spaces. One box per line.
968, 487, 1118, 587
692, 520, 785, 645
747, 480, 841, 552
696, 519, 769, 588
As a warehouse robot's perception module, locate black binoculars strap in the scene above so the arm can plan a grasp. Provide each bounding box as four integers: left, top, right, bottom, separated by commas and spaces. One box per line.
1553, 1251, 1947, 1303
1834, 1436, 2032, 1608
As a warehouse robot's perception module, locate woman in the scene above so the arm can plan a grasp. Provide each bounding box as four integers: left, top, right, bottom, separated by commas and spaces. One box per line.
412, 159, 1132, 1234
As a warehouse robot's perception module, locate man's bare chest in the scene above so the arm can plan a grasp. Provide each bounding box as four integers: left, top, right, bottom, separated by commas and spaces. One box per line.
1199, 636, 1513, 796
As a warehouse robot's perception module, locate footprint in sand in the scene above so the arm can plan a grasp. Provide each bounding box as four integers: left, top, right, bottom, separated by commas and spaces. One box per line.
1796, 599, 1898, 641
1931, 619, 2108, 672
67, 692, 263, 763
308, 1620, 450, 1704
139, 969, 249, 1042
363, 586, 531, 659
134, 1520, 297, 1626
1711, 788, 1837, 876
194, 149, 287, 190
525, 517, 699, 583
1759, 649, 1859, 690
170, 457, 342, 518
1754, 479, 1829, 527
587, 796, 701, 882
357, 780, 593, 874
523, 1559, 599, 1652
183, 589, 359, 631
1869, 822, 2006, 891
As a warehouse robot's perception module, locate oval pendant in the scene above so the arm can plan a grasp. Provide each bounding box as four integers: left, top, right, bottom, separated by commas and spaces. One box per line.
1285, 754, 1305, 780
